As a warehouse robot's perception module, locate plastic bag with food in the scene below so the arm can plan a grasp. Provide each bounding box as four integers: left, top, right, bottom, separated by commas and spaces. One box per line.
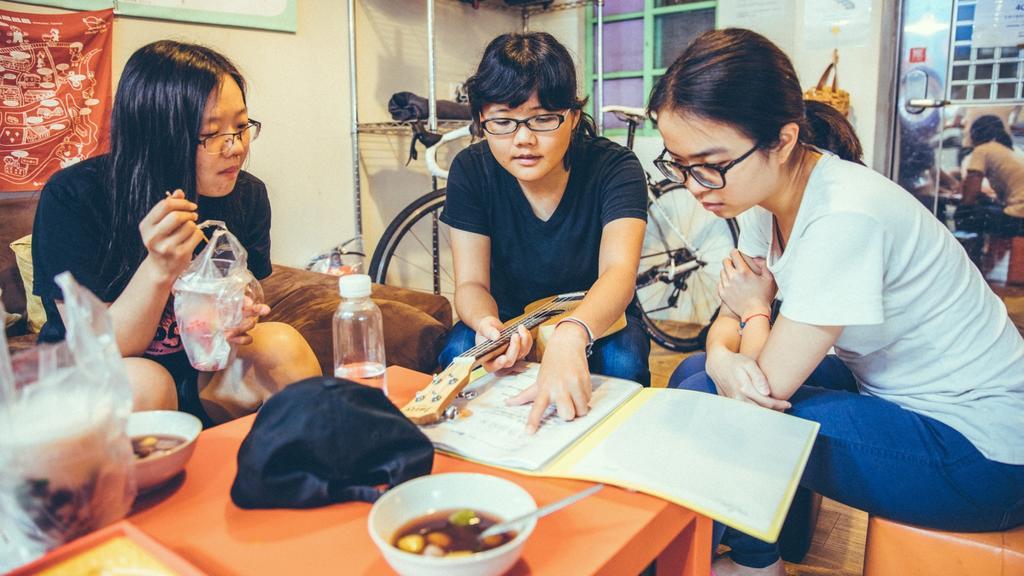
0, 273, 136, 572
173, 220, 263, 372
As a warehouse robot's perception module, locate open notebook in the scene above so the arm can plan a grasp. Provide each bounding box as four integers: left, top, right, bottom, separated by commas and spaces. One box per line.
420, 362, 820, 543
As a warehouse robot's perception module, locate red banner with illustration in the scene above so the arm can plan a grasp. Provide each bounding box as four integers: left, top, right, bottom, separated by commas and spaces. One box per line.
0, 8, 112, 192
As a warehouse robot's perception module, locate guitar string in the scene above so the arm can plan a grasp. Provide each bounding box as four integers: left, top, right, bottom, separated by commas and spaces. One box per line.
457, 296, 581, 360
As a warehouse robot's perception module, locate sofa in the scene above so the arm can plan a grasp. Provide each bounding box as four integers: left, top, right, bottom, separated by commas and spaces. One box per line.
1, 193, 452, 376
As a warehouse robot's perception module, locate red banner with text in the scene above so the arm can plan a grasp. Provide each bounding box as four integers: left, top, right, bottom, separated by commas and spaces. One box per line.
0, 8, 112, 192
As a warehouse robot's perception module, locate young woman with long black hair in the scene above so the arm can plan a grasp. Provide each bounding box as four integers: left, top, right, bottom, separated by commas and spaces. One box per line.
32, 41, 321, 425
437, 32, 649, 433
652, 29, 1024, 576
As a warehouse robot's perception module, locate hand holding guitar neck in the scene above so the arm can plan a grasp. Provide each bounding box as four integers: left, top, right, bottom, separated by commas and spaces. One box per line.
476, 316, 533, 373
401, 291, 624, 426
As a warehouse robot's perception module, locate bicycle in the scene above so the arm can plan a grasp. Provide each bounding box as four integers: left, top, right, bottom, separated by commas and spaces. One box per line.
368, 109, 738, 351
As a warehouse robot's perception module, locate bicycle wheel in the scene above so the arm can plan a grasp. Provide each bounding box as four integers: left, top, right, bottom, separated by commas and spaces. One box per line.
368, 189, 455, 303
636, 179, 739, 352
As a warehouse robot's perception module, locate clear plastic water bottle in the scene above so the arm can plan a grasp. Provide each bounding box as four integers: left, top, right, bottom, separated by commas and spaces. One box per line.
333, 274, 387, 394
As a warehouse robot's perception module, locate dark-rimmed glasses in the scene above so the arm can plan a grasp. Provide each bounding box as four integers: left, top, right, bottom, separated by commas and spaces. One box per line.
199, 119, 261, 156
480, 113, 565, 135
653, 142, 761, 189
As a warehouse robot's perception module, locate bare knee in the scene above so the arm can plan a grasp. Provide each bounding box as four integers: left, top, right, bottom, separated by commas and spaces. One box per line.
123, 358, 178, 412
242, 322, 322, 387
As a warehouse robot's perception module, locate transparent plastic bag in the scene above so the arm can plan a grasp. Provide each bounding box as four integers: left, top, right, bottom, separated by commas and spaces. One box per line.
306, 236, 365, 276
0, 273, 136, 572
173, 220, 263, 372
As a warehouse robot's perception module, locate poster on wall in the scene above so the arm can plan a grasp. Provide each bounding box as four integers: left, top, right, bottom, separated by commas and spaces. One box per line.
718, 0, 796, 55
803, 0, 872, 48
0, 8, 112, 192
14, 0, 296, 32
972, 1, 1024, 49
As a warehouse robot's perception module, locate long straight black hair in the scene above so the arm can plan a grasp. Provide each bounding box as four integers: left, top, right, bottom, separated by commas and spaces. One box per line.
104, 40, 246, 295
465, 32, 596, 169
648, 28, 862, 164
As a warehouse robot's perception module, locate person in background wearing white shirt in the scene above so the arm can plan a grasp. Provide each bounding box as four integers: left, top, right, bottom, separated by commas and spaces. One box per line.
652, 29, 1024, 576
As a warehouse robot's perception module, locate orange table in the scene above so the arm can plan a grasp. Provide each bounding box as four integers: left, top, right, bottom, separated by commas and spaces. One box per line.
130, 366, 712, 576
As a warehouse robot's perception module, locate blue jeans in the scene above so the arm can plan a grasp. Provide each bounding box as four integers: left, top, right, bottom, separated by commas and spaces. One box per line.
669, 353, 1024, 568
438, 312, 651, 386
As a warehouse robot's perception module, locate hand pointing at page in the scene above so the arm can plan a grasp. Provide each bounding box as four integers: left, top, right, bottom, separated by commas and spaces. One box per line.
506, 320, 593, 434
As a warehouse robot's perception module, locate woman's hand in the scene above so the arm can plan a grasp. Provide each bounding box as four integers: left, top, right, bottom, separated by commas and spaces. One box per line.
705, 347, 790, 411
475, 316, 533, 372
138, 189, 204, 285
718, 250, 776, 318
224, 296, 271, 346
507, 322, 591, 433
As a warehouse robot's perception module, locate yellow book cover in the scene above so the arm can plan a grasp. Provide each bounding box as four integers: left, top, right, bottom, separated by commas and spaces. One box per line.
420, 362, 820, 543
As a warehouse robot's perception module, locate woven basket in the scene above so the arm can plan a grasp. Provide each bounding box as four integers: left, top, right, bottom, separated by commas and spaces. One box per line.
804, 50, 850, 116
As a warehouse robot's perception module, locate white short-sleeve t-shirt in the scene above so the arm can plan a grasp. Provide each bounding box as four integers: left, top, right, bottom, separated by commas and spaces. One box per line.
737, 153, 1024, 464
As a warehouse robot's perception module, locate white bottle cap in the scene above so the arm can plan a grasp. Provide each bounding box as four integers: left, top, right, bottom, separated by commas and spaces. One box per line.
339, 274, 372, 298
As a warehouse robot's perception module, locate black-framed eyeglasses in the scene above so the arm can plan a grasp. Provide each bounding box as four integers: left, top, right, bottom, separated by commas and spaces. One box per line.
199, 119, 261, 156
653, 142, 761, 189
480, 113, 566, 136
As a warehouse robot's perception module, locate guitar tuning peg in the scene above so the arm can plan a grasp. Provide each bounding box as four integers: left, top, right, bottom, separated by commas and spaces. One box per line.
431, 393, 442, 402
456, 389, 477, 400
443, 405, 460, 421
415, 392, 425, 402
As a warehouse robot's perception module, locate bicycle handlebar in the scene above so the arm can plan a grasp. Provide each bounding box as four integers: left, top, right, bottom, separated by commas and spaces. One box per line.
425, 124, 473, 179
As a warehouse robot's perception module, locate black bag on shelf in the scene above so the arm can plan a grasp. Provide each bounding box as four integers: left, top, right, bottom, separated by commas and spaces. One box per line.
388, 91, 470, 122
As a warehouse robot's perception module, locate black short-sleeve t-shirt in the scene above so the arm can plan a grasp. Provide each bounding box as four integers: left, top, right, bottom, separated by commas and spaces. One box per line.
31, 155, 273, 367
440, 136, 647, 319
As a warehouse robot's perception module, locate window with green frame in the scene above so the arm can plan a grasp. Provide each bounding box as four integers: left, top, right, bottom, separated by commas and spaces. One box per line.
586, 0, 717, 135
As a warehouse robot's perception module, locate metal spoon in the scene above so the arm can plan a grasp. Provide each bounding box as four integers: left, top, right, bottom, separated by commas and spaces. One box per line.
479, 483, 605, 540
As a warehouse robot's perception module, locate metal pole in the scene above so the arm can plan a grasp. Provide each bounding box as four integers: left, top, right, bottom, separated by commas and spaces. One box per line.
428, 0, 440, 294
347, 0, 362, 238
427, 0, 437, 133
595, 0, 604, 135
522, 7, 529, 32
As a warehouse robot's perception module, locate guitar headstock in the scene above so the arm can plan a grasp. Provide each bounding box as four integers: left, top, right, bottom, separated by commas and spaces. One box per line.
401, 356, 476, 425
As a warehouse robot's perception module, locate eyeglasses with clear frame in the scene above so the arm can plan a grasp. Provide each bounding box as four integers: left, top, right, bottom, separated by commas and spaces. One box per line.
653, 142, 761, 189
480, 113, 566, 136
198, 119, 261, 156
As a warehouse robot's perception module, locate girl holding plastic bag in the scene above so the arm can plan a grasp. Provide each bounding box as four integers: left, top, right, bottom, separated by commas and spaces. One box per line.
31, 41, 321, 425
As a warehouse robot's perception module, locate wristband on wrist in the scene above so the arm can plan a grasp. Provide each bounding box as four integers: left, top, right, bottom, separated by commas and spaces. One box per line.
738, 312, 771, 335
555, 316, 594, 357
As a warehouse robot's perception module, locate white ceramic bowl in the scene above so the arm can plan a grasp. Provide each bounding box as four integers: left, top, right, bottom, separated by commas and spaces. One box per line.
368, 473, 537, 576
126, 410, 201, 492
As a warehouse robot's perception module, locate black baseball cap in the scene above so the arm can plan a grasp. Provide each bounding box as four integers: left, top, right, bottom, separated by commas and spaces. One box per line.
231, 376, 434, 509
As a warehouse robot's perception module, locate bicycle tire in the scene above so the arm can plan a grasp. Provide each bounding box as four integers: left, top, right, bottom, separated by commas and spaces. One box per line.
636, 179, 740, 352
368, 188, 451, 298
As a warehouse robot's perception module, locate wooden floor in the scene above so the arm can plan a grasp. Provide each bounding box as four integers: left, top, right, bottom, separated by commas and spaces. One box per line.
646, 282, 1024, 576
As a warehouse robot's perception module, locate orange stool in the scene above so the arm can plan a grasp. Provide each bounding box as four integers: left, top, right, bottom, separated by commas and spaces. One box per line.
1009, 236, 1024, 286
863, 516, 1024, 576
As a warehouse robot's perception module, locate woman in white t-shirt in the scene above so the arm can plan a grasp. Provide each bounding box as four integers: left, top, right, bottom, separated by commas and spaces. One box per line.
652, 29, 1024, 576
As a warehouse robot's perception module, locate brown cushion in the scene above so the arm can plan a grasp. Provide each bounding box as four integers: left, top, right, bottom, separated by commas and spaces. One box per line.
262, 265, 451, 374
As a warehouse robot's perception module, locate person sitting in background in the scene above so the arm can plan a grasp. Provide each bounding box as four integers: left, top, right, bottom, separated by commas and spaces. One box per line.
958, 114, 1024, 236
653, 28, 1024, 576
32, 41, 321, 425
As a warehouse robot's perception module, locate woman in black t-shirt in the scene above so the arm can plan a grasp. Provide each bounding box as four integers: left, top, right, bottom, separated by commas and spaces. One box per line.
438, 32, 650, 433
32, 41, 321, 425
